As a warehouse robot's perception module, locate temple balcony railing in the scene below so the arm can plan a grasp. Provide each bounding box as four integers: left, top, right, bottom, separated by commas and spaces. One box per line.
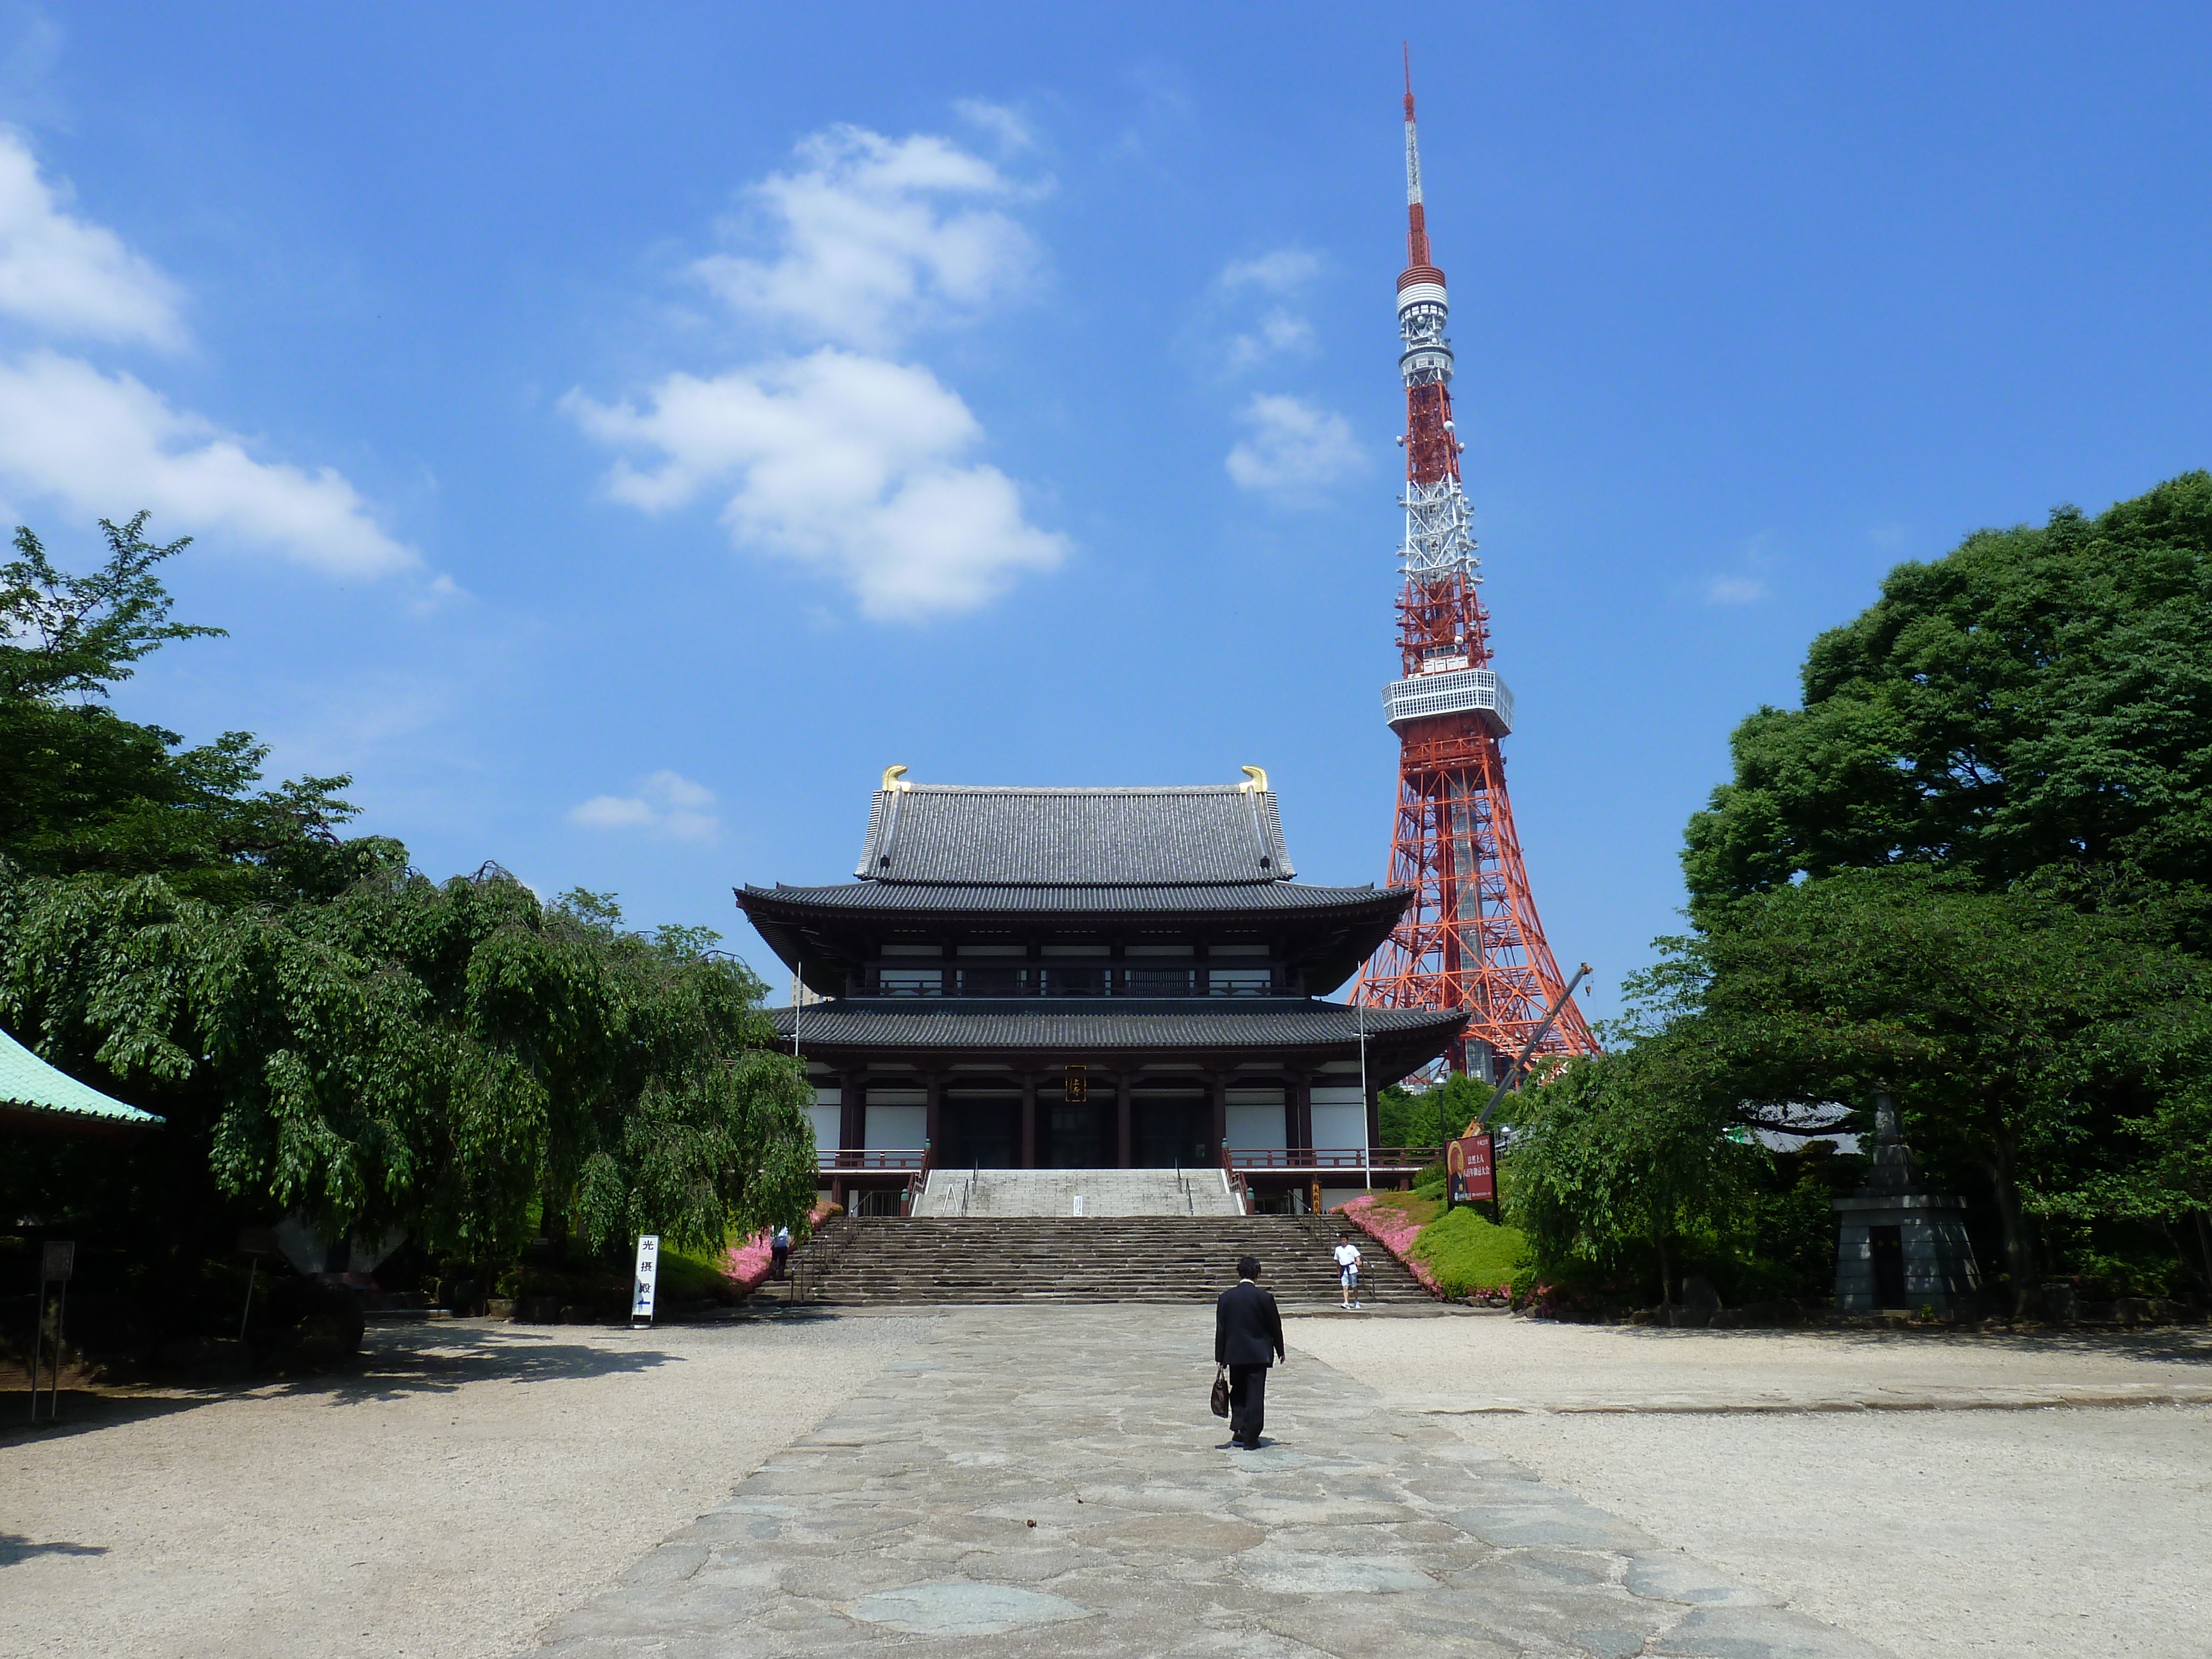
1227, 1146, 1443, 1172
865, 969, 1281, 998
865, 967, 1283, 998
816, 1148, 927, 1172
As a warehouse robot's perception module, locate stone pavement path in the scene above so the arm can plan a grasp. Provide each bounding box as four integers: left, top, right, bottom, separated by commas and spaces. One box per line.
531, 1307, 1888, 1658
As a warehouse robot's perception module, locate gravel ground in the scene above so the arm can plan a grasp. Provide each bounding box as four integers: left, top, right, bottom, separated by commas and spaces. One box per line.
1, 1311, 936, 1659
1288, 1314, 2212, 1659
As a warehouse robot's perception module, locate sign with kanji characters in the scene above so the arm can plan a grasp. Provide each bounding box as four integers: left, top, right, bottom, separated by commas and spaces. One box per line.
1447, 1133, 1495, 1206
630, 1234, 659, 1327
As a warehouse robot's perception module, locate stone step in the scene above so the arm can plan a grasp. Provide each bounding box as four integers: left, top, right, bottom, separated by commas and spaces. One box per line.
789, 1213, 1425, 1306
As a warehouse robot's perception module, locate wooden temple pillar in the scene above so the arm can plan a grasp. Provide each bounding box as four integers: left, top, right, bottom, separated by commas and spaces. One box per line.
840, 1071, 864, 1152
1291, 1068, 1314, 1157
1207, 1071, 1227, 1164
1019, 1071, 1038, 1168
1115, 1071, 1133, 1167
924, 1071, 943, 1155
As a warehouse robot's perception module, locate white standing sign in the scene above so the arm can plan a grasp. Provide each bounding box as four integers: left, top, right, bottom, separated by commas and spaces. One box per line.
630, 1234, 660, 1327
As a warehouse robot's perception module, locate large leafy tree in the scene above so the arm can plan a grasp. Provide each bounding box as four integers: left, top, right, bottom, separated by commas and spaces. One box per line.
1504, 1045, 1761, 1306
1, 514, 372, 903
1684, 472, 2212, 934
1662, 474, 2212, 1310
0, 862, 816, 1271
1632, 871, 2212, 1310
1, 515, 815, 1302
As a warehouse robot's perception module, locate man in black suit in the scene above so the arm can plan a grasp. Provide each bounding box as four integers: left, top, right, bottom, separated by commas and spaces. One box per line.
1214, 1254, 1285, 1449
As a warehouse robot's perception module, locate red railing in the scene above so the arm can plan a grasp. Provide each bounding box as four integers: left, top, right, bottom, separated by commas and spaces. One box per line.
1225, 1146, 1443, 1172
817, 1148, 926, 1172
1215, 1146, 1253, 1214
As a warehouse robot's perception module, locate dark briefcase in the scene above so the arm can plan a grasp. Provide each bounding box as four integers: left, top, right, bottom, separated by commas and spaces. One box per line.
1210, 1365, 1230, 1418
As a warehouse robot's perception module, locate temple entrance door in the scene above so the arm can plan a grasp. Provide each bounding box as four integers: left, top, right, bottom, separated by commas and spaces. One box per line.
941, 1094, 1020, 1168
1133, 1092, 1208, 1168
1042, 1095, 1110, 1167
1869, 1225, 1908, 1309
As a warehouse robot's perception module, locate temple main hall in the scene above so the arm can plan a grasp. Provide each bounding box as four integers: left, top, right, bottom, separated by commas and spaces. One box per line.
739, 768, 1465, 1212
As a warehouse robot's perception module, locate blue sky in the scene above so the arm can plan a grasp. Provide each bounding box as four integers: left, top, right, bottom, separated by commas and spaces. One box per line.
8, 4, 2210, 1018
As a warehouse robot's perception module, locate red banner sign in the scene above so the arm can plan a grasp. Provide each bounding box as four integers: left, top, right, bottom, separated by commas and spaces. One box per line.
1447, 1132, 1495, 1205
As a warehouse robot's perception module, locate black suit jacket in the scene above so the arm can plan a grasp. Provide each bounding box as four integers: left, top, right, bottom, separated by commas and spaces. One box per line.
1215, 1280, 1285, 1368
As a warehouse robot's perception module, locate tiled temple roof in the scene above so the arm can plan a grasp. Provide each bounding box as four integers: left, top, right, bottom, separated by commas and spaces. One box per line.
1, 1027, 163, 1128
855, 784, 1295, 885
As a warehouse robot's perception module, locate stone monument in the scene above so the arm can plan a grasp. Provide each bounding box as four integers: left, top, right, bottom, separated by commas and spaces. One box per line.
1833, 1091, 1983, 1314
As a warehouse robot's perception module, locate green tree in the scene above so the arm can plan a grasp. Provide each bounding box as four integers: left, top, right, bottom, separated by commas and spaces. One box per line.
1502, 1045, 1759, 1307
1684, 472, 2212, 936
1378, 1071, 1492, 1148
1, 514, 371, 903
1667, 474, 2212, 1310
0, 859, 816, 1277
1645, 869, 2212, 1312
1, 514, 816, 1317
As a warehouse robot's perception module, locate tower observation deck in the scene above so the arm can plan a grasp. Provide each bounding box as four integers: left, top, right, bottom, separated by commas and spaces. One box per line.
1353, 62, 1598, 1076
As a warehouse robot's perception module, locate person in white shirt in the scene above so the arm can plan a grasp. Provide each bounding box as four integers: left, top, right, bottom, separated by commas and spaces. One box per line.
1332, 1235, 1364, 1310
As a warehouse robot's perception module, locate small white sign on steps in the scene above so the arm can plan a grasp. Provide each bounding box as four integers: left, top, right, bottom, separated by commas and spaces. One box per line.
1072, 1194, 1084, 1216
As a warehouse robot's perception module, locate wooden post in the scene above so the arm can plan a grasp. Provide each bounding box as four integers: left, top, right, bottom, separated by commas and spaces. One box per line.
1019, 1071, 1038, 1168
840, 1071, 863, 1153
1292, 1069, 1313, 1157
1116, 1070, 1133, 1167
925, 1071, 943, 1155
1208, 1072, 1227, 1164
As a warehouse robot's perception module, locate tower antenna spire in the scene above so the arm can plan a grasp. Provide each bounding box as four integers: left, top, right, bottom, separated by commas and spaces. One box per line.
1402, 46, 1429, 268
1355, 65, 1598, 1077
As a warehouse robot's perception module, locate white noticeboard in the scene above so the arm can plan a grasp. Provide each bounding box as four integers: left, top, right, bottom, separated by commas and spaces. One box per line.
630, 1234, 660, 1327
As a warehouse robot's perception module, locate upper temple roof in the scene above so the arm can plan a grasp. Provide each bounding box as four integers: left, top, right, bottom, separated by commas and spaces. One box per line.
855, 783, 1295, 886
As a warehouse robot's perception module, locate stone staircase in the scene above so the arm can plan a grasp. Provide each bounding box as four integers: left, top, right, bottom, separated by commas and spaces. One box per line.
789, 1213, 1428, 1306
912, 1166, 1242, 1218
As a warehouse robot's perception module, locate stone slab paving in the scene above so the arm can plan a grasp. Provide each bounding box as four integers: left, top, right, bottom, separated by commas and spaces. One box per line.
531, 1307, 1888, 1658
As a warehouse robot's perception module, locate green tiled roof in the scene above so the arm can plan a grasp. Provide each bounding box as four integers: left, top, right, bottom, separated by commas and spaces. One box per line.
0, 1027, 163, 1124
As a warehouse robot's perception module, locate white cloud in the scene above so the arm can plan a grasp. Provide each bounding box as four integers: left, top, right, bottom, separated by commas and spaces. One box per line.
566, 347, 1064, 620
691, 123, 1039, 351
0, 352, 414, 576
1217, 249, 1321, 372
953, 99, 1035, 153
0, 128, 185, 348
1224, 394, 1365, 499
1703, 575, 1769, 606
1221, 249, 1320, 293
577, 116, 1066, 619
570, 771, 720, 841
0, 131, 415, 583
1225, 308, 1313, 373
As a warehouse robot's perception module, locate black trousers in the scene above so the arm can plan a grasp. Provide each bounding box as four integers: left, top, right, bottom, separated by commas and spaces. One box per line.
1228, 1363, 1269, 1444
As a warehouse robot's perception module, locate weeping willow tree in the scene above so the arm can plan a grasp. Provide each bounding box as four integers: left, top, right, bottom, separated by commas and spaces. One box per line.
0, 859, 817, 1266
0, 513, 815, 1281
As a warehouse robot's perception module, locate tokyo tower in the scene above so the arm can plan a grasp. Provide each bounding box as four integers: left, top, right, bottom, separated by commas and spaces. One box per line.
1353, 63, 1599, 1075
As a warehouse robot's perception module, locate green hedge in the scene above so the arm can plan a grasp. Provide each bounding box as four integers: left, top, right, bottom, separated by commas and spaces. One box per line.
1411, 1207, 1529, 1296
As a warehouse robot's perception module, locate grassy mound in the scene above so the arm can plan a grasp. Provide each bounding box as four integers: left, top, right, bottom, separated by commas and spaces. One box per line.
1411, 1206, 1528, 1296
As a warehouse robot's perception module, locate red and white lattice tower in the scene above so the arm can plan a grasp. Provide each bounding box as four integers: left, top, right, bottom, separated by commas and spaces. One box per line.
1352, 64, 1598, 1076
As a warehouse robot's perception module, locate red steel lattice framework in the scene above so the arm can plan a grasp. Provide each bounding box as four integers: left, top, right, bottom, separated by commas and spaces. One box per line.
1353, 66, 1598, 1074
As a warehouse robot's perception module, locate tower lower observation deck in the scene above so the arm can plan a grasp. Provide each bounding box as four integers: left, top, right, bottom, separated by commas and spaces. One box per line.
1381, 665, 1514, 735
